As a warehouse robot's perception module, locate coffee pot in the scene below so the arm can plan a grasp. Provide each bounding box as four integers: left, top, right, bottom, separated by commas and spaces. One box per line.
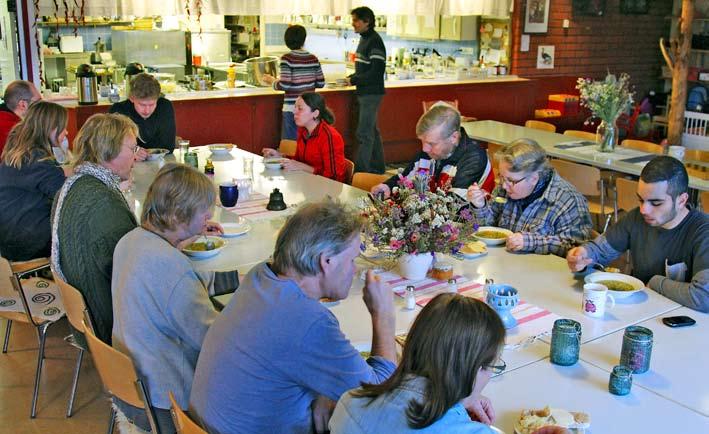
76, 64, 98, 105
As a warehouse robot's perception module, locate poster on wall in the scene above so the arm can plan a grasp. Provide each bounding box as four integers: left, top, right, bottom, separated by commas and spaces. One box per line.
537, 45, 555, 69
525, 0, 550, 33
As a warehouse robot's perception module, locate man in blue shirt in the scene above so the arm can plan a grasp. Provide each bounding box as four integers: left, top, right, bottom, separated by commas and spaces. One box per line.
190, 201, 397, 433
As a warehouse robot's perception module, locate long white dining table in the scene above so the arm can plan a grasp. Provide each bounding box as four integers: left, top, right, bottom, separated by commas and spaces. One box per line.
462, 120, 709, 192
130, 146, 708, 433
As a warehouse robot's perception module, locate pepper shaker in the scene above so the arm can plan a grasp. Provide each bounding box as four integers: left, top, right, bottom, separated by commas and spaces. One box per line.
405, 285, 416, 310
447, 278, 457, 294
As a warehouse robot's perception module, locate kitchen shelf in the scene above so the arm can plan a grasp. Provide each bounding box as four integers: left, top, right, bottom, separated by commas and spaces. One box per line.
38, 20, 132, 28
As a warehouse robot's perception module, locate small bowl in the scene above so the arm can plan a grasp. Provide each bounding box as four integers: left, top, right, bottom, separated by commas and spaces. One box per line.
474, 226, 513, 245
146, 148, 169, 160
584, 271, 645, 299
182, 237, 227, 259
209, 144, 235, 154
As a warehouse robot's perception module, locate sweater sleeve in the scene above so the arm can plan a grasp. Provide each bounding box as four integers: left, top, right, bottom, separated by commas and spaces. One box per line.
274, 56, 294, 91
291, 313, 395, 401
649, 269, 709, 312
349, 39, 386, 86
314, 62, 326, 89
34, 162, 66, 199
317, 126, 346, 182
449, 144, 488, 190
155, 99, 176, 151
165, 271, 219, 352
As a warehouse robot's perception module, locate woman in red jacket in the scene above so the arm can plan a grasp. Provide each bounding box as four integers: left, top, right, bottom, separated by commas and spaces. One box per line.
263, 92, 346, 182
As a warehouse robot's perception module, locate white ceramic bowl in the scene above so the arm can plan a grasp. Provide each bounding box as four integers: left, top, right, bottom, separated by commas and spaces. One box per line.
209, 144, 234, 154
146, 148, 169, 160
220, 222, 251, 238
182, 237, 227, 259
584, 271, 645, 299
474, 226, 513, 245
264, 162, 283, 170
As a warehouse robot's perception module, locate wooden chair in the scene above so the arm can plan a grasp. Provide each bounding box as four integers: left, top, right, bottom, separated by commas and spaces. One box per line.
169, 391, 206, 434
0, 255, 64, 418
344, 158, 355, 185
54, 272, 94, 417
684, 149, 709, 163
615, 177, 639, 218
278, 139, 297, 157
525, 120, 556, 133
84, 319, 160, 434
351, 172, 390, 192
563, 130, 597, 141
550, 159, 614, 223
421, 99, 477, 122
486, 142, 504, 185
701, 190, 709, 213
621, 139, 663, 154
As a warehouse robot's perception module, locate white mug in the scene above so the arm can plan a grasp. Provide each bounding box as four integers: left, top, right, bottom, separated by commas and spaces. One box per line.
668, 145, 685, 161
582, 283, 615, 318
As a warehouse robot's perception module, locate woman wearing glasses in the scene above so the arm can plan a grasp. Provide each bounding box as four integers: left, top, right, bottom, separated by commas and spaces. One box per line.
466, 139, 593, 257
330, 293, 506, 433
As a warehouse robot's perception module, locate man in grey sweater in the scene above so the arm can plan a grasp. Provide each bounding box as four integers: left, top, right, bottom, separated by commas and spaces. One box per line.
567, 156, 708, 312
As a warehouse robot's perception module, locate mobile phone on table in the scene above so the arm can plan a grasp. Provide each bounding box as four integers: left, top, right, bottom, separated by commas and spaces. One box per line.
662, 315, 696, 328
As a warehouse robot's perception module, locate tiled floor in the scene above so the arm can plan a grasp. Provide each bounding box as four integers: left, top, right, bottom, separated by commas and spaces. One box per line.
0, 318, 110, 434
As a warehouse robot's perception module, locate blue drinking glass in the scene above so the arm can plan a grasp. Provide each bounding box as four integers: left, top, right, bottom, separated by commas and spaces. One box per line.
219, 183, 239, 208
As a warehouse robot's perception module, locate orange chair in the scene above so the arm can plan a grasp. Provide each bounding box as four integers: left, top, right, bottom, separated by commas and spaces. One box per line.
351, 172, 390, 192
421, 100, 477, 122
685, 149, 709, 163
344, 159, 355, 185
563, 130, 596, 141
278, 139, 297, 157
550, 159, 614, 223
701, 190, 709, 213
615, 177, 639, 218
525, 120, 556, 132
169, 391, 206, 434
621, 139, 663, 154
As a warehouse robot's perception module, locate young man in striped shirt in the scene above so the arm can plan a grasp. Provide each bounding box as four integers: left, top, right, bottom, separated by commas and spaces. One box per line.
262, 25, 325, 140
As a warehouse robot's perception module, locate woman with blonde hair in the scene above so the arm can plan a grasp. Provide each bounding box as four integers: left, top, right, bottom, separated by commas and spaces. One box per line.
51, 112, 140, 344
111, 163, 224, 434
0, 100, 68, 260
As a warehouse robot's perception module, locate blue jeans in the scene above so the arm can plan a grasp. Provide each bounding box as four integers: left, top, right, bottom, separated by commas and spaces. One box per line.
354, 94, 385, 174
281, 111, 297, 140
114, 396, 176, 434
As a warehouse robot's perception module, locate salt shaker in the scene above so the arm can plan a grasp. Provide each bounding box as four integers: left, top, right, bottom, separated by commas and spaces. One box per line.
447, 278, 458, 294
405, 285, 416, 310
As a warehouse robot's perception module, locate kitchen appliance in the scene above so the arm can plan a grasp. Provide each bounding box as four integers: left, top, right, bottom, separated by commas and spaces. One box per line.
60, 35, 84, 53
76, 64, 98, 105
244, 56, 278, 87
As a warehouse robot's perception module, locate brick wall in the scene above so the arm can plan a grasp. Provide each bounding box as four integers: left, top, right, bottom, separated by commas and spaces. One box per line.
510, 0, 674, 97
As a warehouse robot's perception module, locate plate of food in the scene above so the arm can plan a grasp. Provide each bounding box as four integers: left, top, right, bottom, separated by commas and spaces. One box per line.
209, 144, 235, 154
263, 157, 286, 170
220, 222, 251, 237
458, 240, 488, 259
584, 271, 645, 299
514, 406, 590, 434
320, 297, 340, 307
182, 237, 227, 259
474, 226, 513, 245
146, 148, 169, 160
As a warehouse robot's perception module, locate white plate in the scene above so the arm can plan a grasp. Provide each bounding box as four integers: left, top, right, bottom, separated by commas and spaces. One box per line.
319, 297, 340, 308
474, 226, 513, 245
182, 236, 227, 259
220, 222, 251, 237
265, 162, 283, 170
145, 148, 169, 160
584, 271, 645, 299
459, 250, 488, 260
209, 144, 235, 154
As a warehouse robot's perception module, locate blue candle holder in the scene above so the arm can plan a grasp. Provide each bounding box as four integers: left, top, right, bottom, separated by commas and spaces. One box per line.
608, 365, 633, 395
486, 284, 519, 329
550, 319, 582, 366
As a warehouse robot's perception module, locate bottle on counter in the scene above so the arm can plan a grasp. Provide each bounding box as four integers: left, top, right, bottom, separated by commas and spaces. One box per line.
405, 285, 416, 310
227, 64, 236, 88
204, 158, 215, 176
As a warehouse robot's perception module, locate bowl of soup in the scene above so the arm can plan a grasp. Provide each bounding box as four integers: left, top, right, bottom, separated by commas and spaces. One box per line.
584, 272, 645, 299
182, 237, 226, 259
474, 226, 513, 245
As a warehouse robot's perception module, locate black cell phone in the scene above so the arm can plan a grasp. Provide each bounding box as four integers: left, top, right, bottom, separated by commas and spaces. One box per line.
662, 315, 696, 328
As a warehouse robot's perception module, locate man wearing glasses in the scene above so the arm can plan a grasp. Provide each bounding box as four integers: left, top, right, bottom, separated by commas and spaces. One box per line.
370, 103, 493, 198
0, 80, 42, 154
467, 138, 593, 257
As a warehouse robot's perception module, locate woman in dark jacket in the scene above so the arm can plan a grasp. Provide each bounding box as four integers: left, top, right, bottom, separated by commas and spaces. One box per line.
0, 101, 69, 261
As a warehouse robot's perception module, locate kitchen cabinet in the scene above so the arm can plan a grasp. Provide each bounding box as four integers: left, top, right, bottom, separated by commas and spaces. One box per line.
439, 16, 478, 41
386, 15, 440, 40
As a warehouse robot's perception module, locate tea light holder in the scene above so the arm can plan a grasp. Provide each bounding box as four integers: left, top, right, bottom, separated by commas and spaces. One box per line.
608, 365, 633, 395
620, 326, 653, 374
550, 318, 582, 366
485, 284, 519, 329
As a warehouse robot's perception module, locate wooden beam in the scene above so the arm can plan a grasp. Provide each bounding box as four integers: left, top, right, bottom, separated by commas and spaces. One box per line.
666, 0, 695, 146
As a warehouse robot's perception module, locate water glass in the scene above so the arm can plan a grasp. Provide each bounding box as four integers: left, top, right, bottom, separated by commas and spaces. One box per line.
235, 178, 252, 201
620, 326, 653, 374
219, 182, 239, 208
243, 156, 254, 178
608, 365, 633, 396
550, 319, 582, 366
178, 139, 190, 161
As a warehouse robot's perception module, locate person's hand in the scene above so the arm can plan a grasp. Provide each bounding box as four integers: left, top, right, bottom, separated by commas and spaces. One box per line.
370, 183, 391, 199
566, 246, 593, 272
532, 427, 570, 434
362, 270, 394, 317
262, 148, 281, 158
345, 77, 352, 86
281, 159, 314, 173
463, 395, 495, 425
466, 183, 487, 208
505, 232, 525, 252
204, 220, 224, 236
134, 146, 149, 162
311, 395, 336, 434
260, 74, 276, 85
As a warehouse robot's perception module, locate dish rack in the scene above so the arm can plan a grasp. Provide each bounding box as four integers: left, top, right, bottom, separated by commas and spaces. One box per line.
682, 110, 709, 150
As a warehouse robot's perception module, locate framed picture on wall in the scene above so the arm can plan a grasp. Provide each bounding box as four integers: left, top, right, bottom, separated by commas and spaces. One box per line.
525, 0, 551, 33
620, 0, 650, 15
573, 0, 606, 16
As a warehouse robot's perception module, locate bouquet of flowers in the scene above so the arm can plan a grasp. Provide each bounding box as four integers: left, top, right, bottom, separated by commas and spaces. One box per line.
576, 72, 634, 125
360, 174, 478, 256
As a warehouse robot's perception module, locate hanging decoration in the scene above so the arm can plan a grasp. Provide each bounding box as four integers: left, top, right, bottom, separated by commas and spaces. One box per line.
53, 0, 59, 33
33, 0, 45, 87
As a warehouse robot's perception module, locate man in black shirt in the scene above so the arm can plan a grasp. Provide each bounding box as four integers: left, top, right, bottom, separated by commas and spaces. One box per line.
109, 73, 176, 159
347, 7, 386, 174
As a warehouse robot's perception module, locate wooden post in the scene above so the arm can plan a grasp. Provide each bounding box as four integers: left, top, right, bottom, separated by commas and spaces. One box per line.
660, 0, 695, 146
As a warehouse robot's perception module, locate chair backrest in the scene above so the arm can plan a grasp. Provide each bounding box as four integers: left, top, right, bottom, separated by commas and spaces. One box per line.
549, 159, 601, 196
278, 139, 297, 157
685, 149, 709, 163
344, 158, 355, 185
701, 190, 709, 213
615, 177, 639, 213
525, 120, 556, 132
351, 172, 390, 192
621, 139, 663, 154
422, 99, 459, 113
563, 130, 596, 141
169, 391, 206, 434
53, 272, 90, 333
0, 255, 52, 326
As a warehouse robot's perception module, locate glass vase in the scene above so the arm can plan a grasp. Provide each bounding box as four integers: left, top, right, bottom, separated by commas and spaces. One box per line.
596, 119, 619, 153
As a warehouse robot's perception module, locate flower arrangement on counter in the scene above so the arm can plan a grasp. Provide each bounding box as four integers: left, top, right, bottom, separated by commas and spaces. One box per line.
360, 173, 478, 257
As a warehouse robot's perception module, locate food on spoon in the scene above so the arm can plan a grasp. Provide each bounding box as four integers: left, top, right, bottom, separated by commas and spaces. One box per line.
476, 230, 507, 239
516, 406, 591, 434
597, 280, 635, 292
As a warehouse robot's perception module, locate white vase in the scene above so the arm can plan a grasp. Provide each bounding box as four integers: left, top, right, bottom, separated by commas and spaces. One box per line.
398, 252, 434, 280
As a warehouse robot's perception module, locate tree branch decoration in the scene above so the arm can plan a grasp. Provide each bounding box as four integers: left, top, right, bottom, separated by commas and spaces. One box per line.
33, 0, 45, 87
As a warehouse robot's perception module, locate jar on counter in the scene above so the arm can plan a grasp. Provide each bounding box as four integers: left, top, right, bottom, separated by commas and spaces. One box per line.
431, 261, 453, 281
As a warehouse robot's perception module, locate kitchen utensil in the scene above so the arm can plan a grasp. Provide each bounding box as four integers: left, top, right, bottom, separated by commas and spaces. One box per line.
244, 56, 278, 87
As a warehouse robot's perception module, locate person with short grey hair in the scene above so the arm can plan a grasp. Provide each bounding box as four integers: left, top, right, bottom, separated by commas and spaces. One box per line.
190, 200, 397, 434
371, 103, 492, 198
0, 80, 42, 154
468, 138, 593, 257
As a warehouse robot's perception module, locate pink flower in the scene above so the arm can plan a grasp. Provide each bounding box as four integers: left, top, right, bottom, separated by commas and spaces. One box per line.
410, 232, 420, 242
389, 238, 405, 250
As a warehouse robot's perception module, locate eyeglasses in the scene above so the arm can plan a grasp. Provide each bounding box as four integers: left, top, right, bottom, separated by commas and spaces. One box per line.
499, 174, 529, 187
485, 357, 506, 375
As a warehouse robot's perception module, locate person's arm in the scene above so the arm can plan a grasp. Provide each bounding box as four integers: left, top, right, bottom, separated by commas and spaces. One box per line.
648, 269, 709, 312
383, 156, 420, 189
349, 41, 386, 85
273, 57, 293, 91
165, 271, 220, 351
35, 163, 66, 199
449, 144, 488, 190
156, 100, 176, 152
314, 62, 326, 89
317, 127, 346, 182
363, 270, 396, 363
469, 185, 505, 227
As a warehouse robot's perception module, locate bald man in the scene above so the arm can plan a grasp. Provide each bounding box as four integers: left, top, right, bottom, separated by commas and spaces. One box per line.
0, 80, 42, 154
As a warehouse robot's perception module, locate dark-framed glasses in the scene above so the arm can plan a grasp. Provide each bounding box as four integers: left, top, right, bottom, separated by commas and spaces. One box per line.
499, 174, 528, 187
485, 357, 506, 375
